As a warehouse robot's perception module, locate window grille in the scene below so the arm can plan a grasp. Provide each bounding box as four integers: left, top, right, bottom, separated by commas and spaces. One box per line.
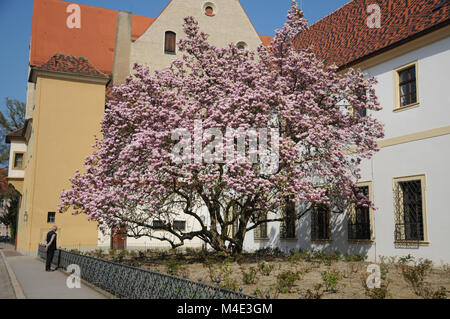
311, 204, 331, 240
394, 179, 424, 241
348, 186, 371, 240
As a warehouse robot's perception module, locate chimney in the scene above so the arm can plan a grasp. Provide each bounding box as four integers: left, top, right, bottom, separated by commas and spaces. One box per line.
112, 11, 132, 85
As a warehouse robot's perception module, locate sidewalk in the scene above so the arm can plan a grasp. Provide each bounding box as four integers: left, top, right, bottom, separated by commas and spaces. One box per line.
0, 245, 15, 299
0, 243, 106, 299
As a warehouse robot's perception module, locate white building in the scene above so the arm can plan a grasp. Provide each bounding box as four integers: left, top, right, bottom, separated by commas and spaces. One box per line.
16, 0, 450, 263
240, 0, 450, 264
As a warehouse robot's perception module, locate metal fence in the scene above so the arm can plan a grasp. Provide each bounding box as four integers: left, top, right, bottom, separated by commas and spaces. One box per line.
38, 245, 255, 299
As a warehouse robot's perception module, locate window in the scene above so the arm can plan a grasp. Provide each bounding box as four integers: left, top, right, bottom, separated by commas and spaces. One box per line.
205, 6, 215, 16
47, 212, 55, 223
173, 220, 186, 231
399, 66, 417, 107
280, 199, 297, 239
236, 42, 247, 51
164, 31, 176, 54
254, 213, 268, 240
394, 62, 419, 110
355, 87, 367, 117
13, 152, 25, 169
393, 175, 427, 242
348, 183, 372, 241
311, 204, 331, 241
152, 220, 165, 229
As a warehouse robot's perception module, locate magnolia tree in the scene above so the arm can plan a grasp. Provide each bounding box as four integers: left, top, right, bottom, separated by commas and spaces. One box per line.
59, 3, 384, 254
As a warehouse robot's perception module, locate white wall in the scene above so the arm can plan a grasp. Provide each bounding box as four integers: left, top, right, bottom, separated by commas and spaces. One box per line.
364, 37, 450, 139
8, 140, 27, 178
130, 0, 263, 73
242, 36, 450, 264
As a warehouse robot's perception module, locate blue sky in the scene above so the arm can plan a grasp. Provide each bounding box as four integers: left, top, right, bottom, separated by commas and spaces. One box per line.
0, 0, 350, 111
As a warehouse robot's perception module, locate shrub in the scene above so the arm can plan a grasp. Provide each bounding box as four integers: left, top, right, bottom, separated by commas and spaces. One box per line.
241, 266, 258, 285
108, 248, 116, 257
420, 286, 448, 299
93, 248, 104, 258
301, 284, 324, 299
208, 262, 238, 291
321, 269, 342, 292
276, 270, 301, 294
400, 258, 432, 296
343, 253, 367, 262
165, 259, 186, 276
257, 261, 275, 276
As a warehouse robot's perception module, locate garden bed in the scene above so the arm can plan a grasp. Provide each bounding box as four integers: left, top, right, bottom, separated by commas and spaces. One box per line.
76, 248, 450, 299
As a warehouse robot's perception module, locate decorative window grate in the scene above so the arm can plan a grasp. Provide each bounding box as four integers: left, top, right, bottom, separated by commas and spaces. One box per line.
254, 213, 268, 240
394, 179, 424, 241
348, 186, 371, 240
280, 200, 297, 239
173, 220, 186, 231
311, 204, 331, 240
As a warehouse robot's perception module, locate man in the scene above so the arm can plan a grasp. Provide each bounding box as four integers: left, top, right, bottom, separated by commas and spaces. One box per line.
44, 226, 57, 271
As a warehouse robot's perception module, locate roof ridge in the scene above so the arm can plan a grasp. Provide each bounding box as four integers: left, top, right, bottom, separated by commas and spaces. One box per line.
307, 0, 355, 27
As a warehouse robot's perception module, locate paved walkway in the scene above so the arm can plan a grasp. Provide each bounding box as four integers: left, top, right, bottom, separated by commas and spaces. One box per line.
0, 243, 106, 299
0, 245, 15, 299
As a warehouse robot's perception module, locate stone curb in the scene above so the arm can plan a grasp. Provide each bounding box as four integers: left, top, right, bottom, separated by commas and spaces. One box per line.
0, 249, 26, 299
35, 257, 115, 299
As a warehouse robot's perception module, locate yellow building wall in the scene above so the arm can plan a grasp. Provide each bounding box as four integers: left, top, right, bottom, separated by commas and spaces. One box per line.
17, 75, 106, 253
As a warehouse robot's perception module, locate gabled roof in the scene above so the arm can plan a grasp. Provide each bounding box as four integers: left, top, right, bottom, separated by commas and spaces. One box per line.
30, 0, 155, 76
31, 0, 272, 77
294, 0, 450, 69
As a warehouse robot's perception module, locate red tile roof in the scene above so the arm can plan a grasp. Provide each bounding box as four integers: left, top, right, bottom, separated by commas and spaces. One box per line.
31, 0, 272, 77
30, 0, 155, 76
5, 127, 25, 144
38, 53, 108, 77
294, 0, 450, 69
259, 35, 273, 46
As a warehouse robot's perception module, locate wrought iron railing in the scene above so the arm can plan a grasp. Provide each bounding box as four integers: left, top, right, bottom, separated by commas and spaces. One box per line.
38, 245, 255, 299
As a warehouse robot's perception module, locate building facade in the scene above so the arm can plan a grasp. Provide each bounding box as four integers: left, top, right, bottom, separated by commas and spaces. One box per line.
8, 0, 450, 263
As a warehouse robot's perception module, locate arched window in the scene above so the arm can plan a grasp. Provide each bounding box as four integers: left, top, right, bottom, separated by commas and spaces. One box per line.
236, 42, 247, 51
165, 31, 176, 54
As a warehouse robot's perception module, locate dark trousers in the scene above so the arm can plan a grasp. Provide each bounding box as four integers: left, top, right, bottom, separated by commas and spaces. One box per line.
46, 248, 55, 270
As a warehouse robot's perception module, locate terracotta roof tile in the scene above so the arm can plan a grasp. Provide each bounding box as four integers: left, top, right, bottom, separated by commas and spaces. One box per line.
30, 0, 155, 75
38, 53, 108, 77
259, 35, 273, 46
294, 0, 450, 69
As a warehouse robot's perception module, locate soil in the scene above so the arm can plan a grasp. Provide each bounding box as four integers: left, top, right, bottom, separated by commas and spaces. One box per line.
85, 249, 450, 299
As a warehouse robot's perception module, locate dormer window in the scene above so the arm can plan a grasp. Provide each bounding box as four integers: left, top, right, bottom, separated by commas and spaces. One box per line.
164, 31, 176, 54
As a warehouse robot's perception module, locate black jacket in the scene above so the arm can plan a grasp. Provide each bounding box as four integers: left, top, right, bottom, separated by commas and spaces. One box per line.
46, 230, 57, 251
